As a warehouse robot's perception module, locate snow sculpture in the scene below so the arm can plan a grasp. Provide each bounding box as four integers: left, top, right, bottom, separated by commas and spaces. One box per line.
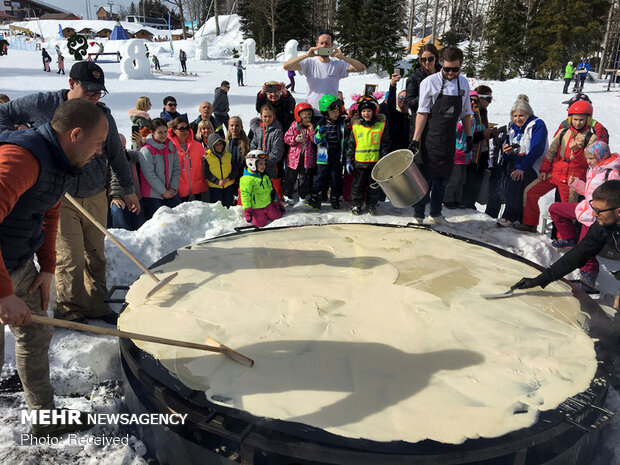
120, 39, 151, 80
283, 40, 298, 62
196, 36, 209, 60
242, 38, 255, 64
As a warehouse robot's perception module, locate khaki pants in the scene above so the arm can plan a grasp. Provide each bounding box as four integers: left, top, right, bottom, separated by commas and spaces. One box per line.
55, 190, 110, 320
0, 260, 54, 410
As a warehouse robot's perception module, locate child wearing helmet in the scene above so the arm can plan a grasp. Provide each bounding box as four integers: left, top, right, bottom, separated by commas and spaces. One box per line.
239, 149, 285, 227
556, 94, 609, 144
345, 95, 388, 215
249, 103, 286, 199
283, 102, 317, 204
515, 100, 598, 232
307, 94, 348, 210
547, 141, 619, 288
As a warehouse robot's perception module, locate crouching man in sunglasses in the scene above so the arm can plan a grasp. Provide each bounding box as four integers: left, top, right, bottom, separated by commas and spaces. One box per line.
409, 46, 474, 225
513, 180, 620, 291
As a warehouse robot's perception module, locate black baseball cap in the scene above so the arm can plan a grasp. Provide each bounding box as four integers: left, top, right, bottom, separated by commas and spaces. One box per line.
562, 93, 591, 105
69, 61, 107, 92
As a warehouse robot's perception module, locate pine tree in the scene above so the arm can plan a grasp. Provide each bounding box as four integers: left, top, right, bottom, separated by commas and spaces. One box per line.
335, 0, 406, 72
238, 0, 313, 58
480, 0, 529, 80
528, 0, 610, 78
462, 41, 477, 77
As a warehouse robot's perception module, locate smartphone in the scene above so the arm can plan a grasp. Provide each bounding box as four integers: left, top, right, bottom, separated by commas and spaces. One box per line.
397, 68, 403, 76
317, 47, 333, 57
265, 84, 282, 93
510, 143, 520, 150
131, 125, 140, 134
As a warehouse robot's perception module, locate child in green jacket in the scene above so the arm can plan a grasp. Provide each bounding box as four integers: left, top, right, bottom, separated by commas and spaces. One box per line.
240, 150, 285, 227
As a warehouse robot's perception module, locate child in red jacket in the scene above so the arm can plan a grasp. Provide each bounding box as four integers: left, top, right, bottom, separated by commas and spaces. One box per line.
515, 100, 597, 232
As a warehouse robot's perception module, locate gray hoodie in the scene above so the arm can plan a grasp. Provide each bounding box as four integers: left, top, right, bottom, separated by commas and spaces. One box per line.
249, 119, 284, 179
138, 136, 180, 198
0, 89, 134, 197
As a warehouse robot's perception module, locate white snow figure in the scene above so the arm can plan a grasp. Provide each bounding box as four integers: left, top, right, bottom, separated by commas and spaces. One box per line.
120, 39, 151, 80
195, 36, 209, 60
242, 38, 255, 64
283, 40, 299, 62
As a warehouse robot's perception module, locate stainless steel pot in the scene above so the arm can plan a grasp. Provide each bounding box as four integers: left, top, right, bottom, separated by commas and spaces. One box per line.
371, 149, 428, 208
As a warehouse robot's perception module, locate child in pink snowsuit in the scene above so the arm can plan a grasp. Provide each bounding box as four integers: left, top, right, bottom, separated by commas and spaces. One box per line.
548, 141, 619, 286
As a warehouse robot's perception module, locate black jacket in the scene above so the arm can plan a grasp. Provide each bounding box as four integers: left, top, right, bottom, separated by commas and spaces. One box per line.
405, 64, 441, 115
540, 221, 620, 285
385, 83, 411, 153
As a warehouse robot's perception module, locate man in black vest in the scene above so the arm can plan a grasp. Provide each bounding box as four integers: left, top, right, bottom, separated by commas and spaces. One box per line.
0, 99, 108, 436
0, 61, 138, 324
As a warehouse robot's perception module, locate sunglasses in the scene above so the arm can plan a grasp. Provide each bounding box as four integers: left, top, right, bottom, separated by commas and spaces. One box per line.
478, 95, 493, 103
470, 98, 479, 103
167, 103, 177, 107
175, 126, 190, 131
420, 56, 435, 63
443, 67, 460, 73
397, 96, 407, 100
589, 200, 618, 215
76, 81, 107, 98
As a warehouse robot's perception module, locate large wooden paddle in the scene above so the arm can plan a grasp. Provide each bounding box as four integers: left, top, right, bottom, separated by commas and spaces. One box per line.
63, 193, 176, 298
30, 314, 254, 367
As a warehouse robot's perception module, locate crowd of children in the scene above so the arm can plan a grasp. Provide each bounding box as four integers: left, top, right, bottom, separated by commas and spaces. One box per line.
105, 63, 616, 289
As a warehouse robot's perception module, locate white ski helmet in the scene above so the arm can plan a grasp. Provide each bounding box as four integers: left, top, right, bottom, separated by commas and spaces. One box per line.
245, 149, 268, 172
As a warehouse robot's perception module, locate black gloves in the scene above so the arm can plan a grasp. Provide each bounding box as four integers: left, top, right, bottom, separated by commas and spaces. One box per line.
408, 139, 420, 153
511, 274, 550, 290
465, 136, 473, 153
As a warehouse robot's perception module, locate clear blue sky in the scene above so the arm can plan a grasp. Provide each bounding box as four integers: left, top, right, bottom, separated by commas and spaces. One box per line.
44, 0, 136, 20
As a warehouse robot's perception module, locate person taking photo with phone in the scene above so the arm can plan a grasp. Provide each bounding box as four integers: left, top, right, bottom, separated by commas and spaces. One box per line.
495, 95, 548, 229
283, 31, 366, 117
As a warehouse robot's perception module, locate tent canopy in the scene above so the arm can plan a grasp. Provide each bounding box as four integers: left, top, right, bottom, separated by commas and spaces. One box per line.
110, 23, 130, 40
409, 34, 443, 55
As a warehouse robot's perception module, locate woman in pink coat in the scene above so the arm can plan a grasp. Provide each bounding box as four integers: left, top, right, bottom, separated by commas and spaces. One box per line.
168, 117, 208, 201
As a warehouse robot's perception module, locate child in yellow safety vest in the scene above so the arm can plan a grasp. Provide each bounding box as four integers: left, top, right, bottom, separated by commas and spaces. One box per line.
345, 95, 389, 215
202, 133, 240, 208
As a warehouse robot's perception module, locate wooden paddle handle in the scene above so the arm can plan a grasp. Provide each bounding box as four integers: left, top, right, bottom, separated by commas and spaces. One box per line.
63, 194, 159, 282
30, 315, 254, 367
31, 314, 220, 351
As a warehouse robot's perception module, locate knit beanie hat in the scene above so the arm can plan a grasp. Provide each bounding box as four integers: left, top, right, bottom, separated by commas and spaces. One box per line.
585, 141, 610, 162
510, 94, 533, 117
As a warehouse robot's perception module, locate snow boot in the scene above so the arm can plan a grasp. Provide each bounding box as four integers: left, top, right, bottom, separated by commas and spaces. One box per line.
330, 197, 340, 209
306, 195, 321, 210
351, 206, 362, 216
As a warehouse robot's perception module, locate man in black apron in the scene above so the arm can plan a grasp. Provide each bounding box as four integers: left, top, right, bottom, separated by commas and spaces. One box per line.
409, 47, 474, 224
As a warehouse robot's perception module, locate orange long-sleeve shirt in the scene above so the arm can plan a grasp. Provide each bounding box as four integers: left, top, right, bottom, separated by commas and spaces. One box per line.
0, 145, 60, 298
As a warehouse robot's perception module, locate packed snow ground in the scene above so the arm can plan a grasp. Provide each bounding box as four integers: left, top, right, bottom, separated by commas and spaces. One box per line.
0, 19, 619, 463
